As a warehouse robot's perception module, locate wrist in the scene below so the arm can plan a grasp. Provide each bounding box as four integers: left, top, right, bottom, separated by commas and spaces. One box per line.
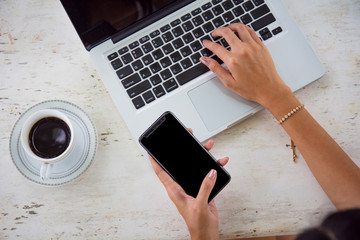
259, 85, 301, 121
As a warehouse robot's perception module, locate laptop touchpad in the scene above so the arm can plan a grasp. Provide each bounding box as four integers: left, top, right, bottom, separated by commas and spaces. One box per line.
188, 77, 258, 132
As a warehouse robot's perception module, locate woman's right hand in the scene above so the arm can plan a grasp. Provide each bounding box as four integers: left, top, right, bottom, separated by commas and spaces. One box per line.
200, 23, 295, 112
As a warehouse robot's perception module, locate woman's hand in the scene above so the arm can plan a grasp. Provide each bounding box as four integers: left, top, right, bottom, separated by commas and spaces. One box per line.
200, 23, 294, 111
149, 137, 229, 240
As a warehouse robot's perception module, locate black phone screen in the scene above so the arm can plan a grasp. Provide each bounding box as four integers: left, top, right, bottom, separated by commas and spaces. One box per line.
139, 112, 231, 201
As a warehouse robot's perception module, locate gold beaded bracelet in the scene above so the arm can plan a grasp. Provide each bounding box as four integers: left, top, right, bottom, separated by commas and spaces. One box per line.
279, 104, 304, 124
278, 103, 304, 162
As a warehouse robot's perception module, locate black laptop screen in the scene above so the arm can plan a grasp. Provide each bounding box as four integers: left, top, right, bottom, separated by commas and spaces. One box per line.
60, 0, 188, 50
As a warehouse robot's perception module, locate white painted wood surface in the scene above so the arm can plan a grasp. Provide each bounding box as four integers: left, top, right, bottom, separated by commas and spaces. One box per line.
0, 0, 359, 239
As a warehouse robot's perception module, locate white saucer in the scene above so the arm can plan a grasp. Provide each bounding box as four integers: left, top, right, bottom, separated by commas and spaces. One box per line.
9, 100, 98, 186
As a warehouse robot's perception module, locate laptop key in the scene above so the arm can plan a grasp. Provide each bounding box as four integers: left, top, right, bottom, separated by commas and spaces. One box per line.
190, 40, 202, 52
272, 26, 283, 35
132, 96, 145, 109
233, 0, 245, 4
152, 37, 164, 48
142, 42, 154, 53
181, 13, 191, 22
142, 54, 154, 65
261, 32, 272, 40
150, 74, 162, 86
250, 4, 270, 19
172, 26, 184, 37
193, 27, 205, 38
176, 63, 209, 86
129, 41, 139, 49
253, 0, 264, 6
132, 59, 144, 71
160, 24, 171, 33
140, 68, 151, 79
223, 11, 235, 22
182, 33, 194, 44
243, 1, 255, 11
180, 58, 193, 70
143, 90, 156, 104
192, 15, 204, 26
191, 8, 202, 16
201, 48, 213, 57
162, 32, 174, 42
163, 43, 175, 54
180, 46, 192, 57
121, 53, 133, 64
139, 35, 150, 44
111, 58, 123, 70
240, 13, 253, 24
107, 52, 118, 61
222, 0, 234, 10
163, 78, 178, 93
251, 13, 276, 31
160, 69, 172, 80
127, 80, 151, 98
116, 65, 133, 79
213, 16, 225, 28
153, 85, 166, 98
150, 62, 162, 73
172, 38, 184, 49
190, 52, 201, 64
131, 47, 144, 59
118, 46, 129, 55
201, 2, 212, 10
202, 10, 214, 21
152, 49, 164, 60
121, 73, 141, 88
170, 63, 182, 75
160, 57, 172, 68
182, 21, 194, 32
212, 0, 222, 5
150, 30, 160, 38
170, 51, 182, 62
212, 5, 224, 16
203, 22, 215, 33
170, 19, 181, 27
233, 6, 245, 16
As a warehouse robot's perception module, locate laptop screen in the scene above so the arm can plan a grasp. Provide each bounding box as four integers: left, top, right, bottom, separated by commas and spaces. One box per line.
60, 0, 184, 50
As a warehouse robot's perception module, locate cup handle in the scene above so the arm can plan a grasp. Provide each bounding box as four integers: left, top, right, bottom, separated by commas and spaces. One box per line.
40, 163, 53, 180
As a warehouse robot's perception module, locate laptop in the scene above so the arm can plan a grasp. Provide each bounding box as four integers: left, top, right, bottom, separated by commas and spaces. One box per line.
60, 0, 325, 143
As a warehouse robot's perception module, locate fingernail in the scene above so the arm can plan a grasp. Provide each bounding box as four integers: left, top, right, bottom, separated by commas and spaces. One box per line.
200, 57, 209, 66
208, 169, 217, 180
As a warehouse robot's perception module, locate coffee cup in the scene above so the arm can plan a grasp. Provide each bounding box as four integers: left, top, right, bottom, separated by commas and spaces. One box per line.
20, 109, 75, 180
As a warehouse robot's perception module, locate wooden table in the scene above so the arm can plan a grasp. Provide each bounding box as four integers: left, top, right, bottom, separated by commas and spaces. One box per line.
1, 0, 359, 239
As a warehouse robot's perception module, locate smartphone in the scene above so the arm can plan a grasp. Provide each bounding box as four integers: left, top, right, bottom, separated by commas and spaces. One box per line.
139, 111, 231, 202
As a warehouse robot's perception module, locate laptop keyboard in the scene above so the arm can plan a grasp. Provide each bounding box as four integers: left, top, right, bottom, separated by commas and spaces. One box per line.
107, 0, 283, 110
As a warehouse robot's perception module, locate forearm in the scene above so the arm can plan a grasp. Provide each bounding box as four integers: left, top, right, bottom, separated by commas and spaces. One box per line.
264, 89, 360, 210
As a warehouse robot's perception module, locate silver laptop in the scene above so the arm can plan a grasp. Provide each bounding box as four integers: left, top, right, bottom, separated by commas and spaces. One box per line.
60, 0, 325, 143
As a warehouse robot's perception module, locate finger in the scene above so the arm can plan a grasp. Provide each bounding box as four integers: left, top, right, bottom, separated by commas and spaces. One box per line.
148, 155, 187, 205
228, 23, 253, 43
245, 25, 263, 45
187, 128, 193, 134
202, 39, 231, 63
203, 139, 214, 151
217, 157, 229, 167
196, 169, 217, 204
199, 56, 235, 88
212, 26, 241, 47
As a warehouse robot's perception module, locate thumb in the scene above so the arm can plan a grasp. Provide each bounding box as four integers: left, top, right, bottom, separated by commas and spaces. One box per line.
196, 169, 217, 203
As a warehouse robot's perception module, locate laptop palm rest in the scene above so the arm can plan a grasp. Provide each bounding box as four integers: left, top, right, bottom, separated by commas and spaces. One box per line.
188, 77, 259, 132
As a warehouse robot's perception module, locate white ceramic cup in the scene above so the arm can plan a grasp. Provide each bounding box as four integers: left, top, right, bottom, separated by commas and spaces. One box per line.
20, 109, 75, 180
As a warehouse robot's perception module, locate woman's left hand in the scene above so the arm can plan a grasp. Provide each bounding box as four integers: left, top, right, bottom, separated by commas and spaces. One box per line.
149, 135, 229, 240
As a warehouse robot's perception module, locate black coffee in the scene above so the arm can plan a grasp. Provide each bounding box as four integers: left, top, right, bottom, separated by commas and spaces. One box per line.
28, 117, 71, 159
